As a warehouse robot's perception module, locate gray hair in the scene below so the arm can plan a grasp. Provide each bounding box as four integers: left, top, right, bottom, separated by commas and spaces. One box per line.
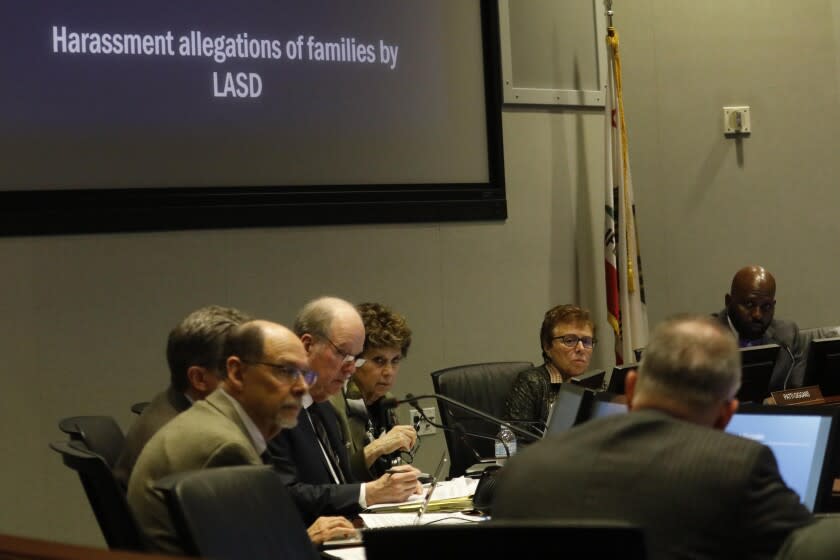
636, 315, 741, 410
293, 296, 356, 339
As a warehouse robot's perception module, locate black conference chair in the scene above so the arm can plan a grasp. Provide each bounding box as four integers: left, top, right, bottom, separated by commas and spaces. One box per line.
154, 465, 319, 560
431, 361, 534, 478
363, 520, 646, 560
48, 440, 148, 552
58, 415, 125, 469
130, 401, 150, 415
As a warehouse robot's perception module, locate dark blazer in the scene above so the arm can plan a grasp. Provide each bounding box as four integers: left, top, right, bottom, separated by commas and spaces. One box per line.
504, 364, 555, 434
114, 385, 191, 488
267, 401, 362, 524
713, 309, 805, 390
126, 389, 262, 554
492, 409, 812, 560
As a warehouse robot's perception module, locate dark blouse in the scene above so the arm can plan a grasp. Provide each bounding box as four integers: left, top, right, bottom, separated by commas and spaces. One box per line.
504, 364, 560, 437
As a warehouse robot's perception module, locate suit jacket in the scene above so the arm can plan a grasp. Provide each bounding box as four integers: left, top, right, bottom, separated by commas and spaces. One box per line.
268, 401, 362, 524
492, 409, 812, 560
114, 385, 191, 489
126, 389, 262, 554
713, 309, 805, 391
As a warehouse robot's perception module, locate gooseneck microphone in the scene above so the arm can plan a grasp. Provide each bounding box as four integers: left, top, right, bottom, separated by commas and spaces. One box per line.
780, 342, 797, 390
382, 393, 541, 443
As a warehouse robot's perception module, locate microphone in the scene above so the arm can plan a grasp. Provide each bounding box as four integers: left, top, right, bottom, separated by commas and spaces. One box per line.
780, 342, 797, 390
384, 393, 541, 443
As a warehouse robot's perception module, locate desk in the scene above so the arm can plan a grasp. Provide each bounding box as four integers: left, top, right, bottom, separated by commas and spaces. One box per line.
0, 534, 185, 560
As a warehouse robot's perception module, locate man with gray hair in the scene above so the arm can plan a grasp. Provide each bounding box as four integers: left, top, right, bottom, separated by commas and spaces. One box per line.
492, 315, 813, 560
268, 296, 421, 524
115, 305, 251, 487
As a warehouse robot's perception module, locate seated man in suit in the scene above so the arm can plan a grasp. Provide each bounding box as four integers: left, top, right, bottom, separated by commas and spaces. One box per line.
268, 296, 422, 524
492, 314, 813, 560
127, 320, 356, 554
114, 305, 251, 488
713, 265, 805, 390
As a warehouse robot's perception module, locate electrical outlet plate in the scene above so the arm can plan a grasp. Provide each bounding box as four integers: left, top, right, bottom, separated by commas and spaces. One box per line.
417, 406, 436, 436
723, 106, 751, 134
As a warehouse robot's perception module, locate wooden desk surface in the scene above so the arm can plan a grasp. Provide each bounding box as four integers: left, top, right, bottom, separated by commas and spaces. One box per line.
0, 535, 187, 560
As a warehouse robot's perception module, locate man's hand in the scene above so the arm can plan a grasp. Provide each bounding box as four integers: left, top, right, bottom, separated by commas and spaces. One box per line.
364, 464, 423, 505
364, 425, 418, 467
306, 516, 356, 545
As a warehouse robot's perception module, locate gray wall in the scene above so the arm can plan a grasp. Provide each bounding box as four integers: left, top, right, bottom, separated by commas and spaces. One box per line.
4, 0, 840, 546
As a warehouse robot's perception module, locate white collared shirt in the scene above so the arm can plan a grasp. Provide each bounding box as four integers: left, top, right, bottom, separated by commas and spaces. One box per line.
304, 394, 367, 507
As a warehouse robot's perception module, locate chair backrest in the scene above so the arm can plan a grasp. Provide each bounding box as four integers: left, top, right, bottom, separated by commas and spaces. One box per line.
431, 361, 533, 478
154, 465, 319, 560
49, 440, 148, 552
130, 402, 150, 415
363, 520, 646, 560
59, 415, 126, 469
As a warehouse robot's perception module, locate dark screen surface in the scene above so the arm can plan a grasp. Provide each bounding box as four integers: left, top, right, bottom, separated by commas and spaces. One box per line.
0, 1, 505, 234
737, 344, 780, 404
803, 337, 840, 396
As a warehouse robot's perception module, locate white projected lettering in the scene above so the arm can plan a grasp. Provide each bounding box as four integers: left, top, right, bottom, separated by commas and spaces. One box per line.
50, 25, 401, 99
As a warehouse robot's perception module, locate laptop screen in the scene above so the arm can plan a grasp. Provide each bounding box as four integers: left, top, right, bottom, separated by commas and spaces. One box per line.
725, 405, 839, 512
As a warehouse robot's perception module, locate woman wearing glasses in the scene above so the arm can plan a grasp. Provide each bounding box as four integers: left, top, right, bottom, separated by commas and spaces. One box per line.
330, 302, 417, 481
505, 304, 596, 436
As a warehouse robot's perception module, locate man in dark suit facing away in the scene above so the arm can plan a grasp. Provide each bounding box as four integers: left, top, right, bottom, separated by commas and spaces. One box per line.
492, 314, 813, 560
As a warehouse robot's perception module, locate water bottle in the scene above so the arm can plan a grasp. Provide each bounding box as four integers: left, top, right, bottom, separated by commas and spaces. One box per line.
494, 424, 517, 459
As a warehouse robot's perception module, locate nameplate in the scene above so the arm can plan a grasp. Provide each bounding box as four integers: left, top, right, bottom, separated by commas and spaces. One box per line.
770, 385, 824, 405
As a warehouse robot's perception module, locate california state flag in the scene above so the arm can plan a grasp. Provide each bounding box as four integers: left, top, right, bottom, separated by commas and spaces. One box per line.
604, 26, 648, 364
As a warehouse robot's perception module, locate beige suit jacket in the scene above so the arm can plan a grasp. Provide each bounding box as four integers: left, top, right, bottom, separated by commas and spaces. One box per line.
126, 389, 261, 554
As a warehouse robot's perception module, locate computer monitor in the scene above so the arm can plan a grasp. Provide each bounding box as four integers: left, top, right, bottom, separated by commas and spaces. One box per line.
570, 369, 607, 390
725, 404, 840, 512
588, 391, 628, 420
737, 343, 780, 403
606, 363, 638, 395
803, 336, 840, 396
544, 384, 595, 436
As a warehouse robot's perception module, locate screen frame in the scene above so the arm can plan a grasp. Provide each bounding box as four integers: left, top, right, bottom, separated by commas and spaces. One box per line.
737, 343, 780, 404
803, 337, 840, 396
0, 0, 506, 236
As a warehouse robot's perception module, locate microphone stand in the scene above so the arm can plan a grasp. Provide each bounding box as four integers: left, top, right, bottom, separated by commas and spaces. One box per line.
393, 394, 541, 443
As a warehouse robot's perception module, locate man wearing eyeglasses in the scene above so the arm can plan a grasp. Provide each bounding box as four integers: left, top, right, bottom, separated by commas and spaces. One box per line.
127, 320, 356, 554
268, 296, 422, 525
712, 265, 805, 391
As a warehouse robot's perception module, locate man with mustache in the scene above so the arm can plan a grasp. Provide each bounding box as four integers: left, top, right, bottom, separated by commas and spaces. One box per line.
127, 320, 354, 553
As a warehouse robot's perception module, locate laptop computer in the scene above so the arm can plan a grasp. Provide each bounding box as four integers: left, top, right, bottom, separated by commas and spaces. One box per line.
543, 384, 595, 436
726, 404, 840, 512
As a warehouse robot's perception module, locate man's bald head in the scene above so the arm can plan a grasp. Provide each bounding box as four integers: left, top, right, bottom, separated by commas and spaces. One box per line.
725, 265, 777, 342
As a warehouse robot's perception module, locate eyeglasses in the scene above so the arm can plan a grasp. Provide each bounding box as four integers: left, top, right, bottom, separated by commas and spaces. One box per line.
322, 337, 366, 368
243, 360, 318, 385
552, 335, 596, 349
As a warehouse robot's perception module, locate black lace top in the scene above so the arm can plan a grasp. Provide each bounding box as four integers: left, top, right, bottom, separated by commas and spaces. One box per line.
504, 364, 560, 437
